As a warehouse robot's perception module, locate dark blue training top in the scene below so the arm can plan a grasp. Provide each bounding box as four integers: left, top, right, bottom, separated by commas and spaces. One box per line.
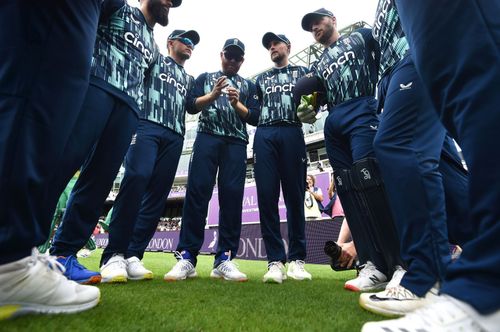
141, 55, 195, 136
255, 65, 309, 126
187, 71, 260, 144
90, 0, 159, 113
312, 28, 380, 109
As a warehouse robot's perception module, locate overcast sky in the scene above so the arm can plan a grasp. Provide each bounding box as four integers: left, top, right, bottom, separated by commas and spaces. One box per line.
145, 0, 378, 78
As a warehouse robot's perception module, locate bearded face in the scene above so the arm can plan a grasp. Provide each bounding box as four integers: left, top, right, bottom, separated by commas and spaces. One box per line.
148, 0, 170, 26
317, 22, 334, 45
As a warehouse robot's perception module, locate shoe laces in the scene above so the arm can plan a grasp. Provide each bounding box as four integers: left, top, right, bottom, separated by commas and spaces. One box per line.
291, 260, 306, 272
29, 248, 65, 275
217, 259, 240, 274
173, 251, 184, 261
172, 252, 194, 272
267, 261, 284, 273
358, 261, 377, 277
386, 265, 406, 289
107, 254, 126, 269
385, 285, 419, 300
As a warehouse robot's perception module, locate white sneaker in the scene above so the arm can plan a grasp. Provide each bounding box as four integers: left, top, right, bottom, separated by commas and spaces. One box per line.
126, 257, 153, 281
385, 265, 406, 290
359, 284, 439, 317
210, 258, 248, 282
362, 294, 499, 332
100, 254, 127, 283
344, 261, 387, 292
0, 249, 100, 320
263, 261, 287, 284
287, 260, 312, 281
164, 255, 197, 281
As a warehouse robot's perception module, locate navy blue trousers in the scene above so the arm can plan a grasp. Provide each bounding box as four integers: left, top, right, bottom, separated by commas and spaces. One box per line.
177, 133, 247, 263
374, 54, 452, 296
50, 85, 138, 257
253, 126, 307, 263
440, 137, 475, 247
396, 0, 500, 313
102, 120, 183, 264
0, 0, 100, 264
324, 96, 389, 274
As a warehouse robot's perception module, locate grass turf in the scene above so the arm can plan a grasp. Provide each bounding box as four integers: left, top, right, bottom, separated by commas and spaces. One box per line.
2, 250, 384, 331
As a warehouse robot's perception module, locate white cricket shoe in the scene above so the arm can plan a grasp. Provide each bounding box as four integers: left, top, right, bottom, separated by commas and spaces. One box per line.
362, 294, 500, 332
263, 261, 287, 284
100, 254, 127, 283
0, 249, 100, 320
126, 257, 153, 280
210, 258, 248, 282
385, 265, 406, 290
344, 261, 387, 292
164, 256, 197, 281
359, 284, 439, 317
287, 260, 312, 281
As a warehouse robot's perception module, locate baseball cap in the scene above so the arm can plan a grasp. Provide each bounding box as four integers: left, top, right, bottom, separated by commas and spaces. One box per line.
301, 8, 334, 32
262, 32, 291, 49
172, 0, 182, 8
168, 29, 200, 46
222, 38, 245, 54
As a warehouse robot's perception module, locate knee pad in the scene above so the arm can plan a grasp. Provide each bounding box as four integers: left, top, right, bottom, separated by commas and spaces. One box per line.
333, 168, 377, 265
351, 157, 406, 270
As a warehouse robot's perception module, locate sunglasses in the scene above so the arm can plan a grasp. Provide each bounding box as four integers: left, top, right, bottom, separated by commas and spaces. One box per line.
223, 51, 244, 62
172, 37, 195, 49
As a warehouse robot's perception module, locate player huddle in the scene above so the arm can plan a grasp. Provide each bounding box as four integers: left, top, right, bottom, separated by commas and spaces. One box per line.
0, 1, 498, 331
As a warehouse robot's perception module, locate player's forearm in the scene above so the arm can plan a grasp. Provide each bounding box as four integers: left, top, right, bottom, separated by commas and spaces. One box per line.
337, 219, 351, 244
194, 94, 216, 111
233, 101, 249, 120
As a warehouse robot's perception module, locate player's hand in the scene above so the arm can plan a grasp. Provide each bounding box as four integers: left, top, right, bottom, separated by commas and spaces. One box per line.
339, 242, 357, 268
226, 87, 240, 107
297, 95, 317, 124
210, 76, 228, 101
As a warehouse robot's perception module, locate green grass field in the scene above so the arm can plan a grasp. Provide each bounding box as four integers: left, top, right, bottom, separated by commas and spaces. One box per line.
2, 250, 384, 331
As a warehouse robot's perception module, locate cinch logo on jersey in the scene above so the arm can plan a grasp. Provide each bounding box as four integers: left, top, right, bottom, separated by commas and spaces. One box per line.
124, 32, 153, 63
159, 72, 188, 96
265, 83, 295, 95
321, 51, 356, 79
373, 0, 392, 39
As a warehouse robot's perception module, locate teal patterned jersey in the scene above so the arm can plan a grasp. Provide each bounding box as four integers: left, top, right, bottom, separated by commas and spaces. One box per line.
189, 71, 260, 143
255, 65, 309, 126
90, 1, 158, 109
372, 0, 409, 79
312, 28, 379, 107
141, 55, 194, 136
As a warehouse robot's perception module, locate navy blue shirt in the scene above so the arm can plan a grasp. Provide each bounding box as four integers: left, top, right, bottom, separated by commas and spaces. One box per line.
187, 71, 260, 143
255, 65, 309, 126
141, 55, 194, 136
312, 28, 379, 108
